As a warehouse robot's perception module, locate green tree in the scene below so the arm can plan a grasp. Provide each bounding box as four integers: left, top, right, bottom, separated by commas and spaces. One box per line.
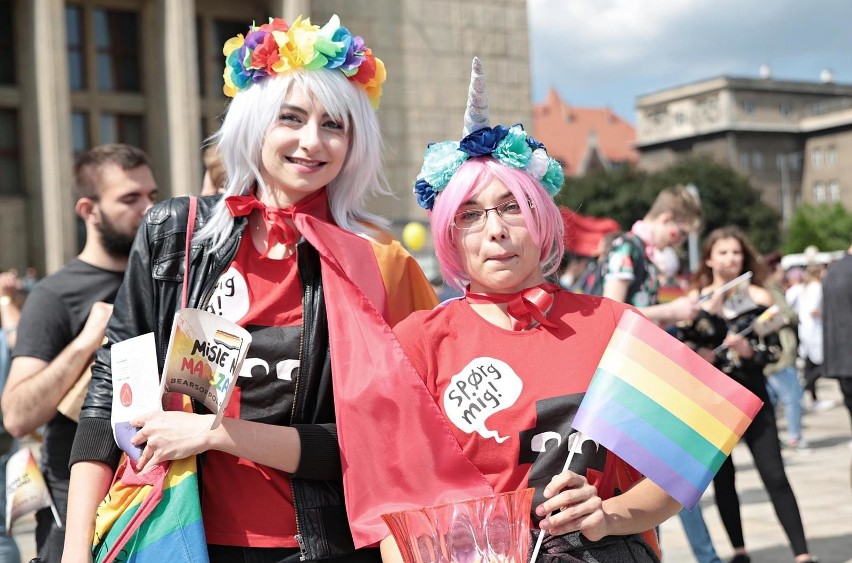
557, 165, 657, 230
555, 156, 781, 253
655, 156, 780, 253
782, 203, 852, 254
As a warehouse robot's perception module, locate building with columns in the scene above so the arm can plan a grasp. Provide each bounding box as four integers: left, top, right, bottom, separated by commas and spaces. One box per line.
0, 0, 531, 274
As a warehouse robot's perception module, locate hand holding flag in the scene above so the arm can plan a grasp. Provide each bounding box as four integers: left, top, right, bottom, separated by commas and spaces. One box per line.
712, 304, 786, 354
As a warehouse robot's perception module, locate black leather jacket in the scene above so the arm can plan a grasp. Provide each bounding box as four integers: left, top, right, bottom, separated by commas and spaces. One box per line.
71, 196, 366, 560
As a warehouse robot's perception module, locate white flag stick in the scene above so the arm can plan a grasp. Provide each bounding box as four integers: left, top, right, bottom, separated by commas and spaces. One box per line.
529, 430, 585, 563
712, 325, 755, 354
698, 271, 752, 303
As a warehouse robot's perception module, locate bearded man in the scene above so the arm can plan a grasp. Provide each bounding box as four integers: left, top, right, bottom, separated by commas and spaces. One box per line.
2, 144, 157, 562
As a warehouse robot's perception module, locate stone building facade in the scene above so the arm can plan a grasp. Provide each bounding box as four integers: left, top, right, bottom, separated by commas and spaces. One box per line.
0, 0, 531, 273
635, 75, 852, 229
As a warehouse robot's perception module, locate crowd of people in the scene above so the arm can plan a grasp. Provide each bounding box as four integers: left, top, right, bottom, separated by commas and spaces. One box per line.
0, 12, 849, 563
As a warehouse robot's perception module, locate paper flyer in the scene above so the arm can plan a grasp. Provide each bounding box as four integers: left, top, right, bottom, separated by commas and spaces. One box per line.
5, 448, 61, 533
110, 332, 163, 461
160, 308, 252, 428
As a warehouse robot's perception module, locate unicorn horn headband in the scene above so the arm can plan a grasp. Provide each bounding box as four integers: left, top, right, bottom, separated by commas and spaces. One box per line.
463, 57, 489, 136
413, 58, 564, 210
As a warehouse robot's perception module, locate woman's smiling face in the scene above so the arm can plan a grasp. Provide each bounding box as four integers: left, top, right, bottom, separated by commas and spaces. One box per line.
259, 86, 350, 204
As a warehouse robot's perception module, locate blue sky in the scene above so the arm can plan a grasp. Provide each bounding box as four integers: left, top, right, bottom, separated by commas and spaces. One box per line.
527, 0, 852, 123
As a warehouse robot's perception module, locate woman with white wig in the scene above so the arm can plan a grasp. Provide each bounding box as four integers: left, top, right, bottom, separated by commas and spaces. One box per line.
64, 15, 436, 563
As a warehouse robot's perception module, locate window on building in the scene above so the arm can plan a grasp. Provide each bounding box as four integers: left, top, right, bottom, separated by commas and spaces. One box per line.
675, 112, 685, 125
68, 2, 146, 148
99, 113, 145, 149
779, 100, 792, 117
826, 146, 837, 167
94, 8, 142, 91
814, 182, 826, 203
742, 99, 755, 115
739, 152, 750, 170
752, 151, 764, 170
0, 0, 15, 85
0, 109, 21, 195
829, 180, 840, 202
811, 148, 824, 169
71, 111, 90, 155
66, 5, 86, 90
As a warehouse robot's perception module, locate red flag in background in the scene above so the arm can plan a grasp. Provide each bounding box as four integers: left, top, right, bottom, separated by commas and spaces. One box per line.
295, 215, 493, 547
560, 208, 620, 257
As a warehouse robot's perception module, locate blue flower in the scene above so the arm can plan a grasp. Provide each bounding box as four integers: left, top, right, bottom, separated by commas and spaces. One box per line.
420, 141, 468, 190
459, 125, 510, 157
526, 135, 544, 150
414, 178, 436, 209
326, 26, 354, 69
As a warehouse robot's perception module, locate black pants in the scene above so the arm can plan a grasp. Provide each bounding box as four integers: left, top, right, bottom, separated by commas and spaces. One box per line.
208, 545, 381, 563
35, 475, 68, 563
804, 357, 823, 401
712, 372, 808, 556
838, 377, 852, 428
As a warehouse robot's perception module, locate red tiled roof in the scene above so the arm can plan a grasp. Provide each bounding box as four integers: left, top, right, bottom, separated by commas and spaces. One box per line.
533, 88, 639, 176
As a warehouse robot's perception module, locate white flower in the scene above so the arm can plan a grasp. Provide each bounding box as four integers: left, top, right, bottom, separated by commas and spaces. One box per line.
526, 148, 550, 180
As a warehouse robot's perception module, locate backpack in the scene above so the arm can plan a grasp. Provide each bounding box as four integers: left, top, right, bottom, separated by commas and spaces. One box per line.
583, 232, 648, 299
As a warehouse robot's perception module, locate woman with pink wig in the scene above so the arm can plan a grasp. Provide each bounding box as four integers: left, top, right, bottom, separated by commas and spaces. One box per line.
380, 59, 681, 563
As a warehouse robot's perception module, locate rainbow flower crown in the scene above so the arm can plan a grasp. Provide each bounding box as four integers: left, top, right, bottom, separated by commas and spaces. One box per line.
222, 15, 386, 108
414, 59, 564, 210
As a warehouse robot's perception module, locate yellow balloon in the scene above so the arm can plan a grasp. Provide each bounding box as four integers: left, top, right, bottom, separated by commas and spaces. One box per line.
402, 221, 427, 252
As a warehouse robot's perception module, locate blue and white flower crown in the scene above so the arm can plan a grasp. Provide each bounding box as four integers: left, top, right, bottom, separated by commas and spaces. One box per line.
413, 58, 564, 210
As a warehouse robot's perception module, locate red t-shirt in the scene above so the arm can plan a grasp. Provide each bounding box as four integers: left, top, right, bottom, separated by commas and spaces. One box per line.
201, 234, 303, 547
394, 291, 649, 524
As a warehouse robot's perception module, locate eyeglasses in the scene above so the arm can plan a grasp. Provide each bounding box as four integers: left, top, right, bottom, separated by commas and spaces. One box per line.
453, 199, 527, 231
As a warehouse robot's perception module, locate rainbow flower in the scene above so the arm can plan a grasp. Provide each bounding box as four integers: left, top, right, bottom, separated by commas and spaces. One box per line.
222, 15, 385, 108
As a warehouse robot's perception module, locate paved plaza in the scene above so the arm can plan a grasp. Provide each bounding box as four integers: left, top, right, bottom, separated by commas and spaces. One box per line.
660, 379, 852, 562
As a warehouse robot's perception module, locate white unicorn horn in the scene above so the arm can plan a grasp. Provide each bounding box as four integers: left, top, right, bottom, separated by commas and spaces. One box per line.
462, 57, 490, 136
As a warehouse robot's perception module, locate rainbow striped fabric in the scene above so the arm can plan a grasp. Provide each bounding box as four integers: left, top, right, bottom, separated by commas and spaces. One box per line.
92, 455, 208, 562
572, 309, 763, 508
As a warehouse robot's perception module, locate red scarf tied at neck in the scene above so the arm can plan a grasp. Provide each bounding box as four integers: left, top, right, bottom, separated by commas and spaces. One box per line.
465, 282, 561, 331
224, 189, 330, 258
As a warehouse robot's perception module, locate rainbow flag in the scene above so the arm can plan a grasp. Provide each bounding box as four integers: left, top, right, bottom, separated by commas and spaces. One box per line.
92, 455, 207, 562
572, 309, 763, 508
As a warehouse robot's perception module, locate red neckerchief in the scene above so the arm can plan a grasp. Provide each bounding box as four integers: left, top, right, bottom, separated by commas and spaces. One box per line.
465, 282, 560, 331
224, 188, 331, 258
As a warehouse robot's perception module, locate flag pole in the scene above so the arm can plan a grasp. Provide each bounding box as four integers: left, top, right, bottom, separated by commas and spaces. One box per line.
529, 430, 585, 563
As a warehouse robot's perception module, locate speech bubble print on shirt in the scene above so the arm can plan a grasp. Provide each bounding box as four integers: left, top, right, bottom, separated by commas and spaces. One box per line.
205, 266, 249, 322
443, 357, 523, 443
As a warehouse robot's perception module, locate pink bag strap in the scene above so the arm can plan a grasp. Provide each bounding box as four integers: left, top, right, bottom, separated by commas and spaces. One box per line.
182, 196, 198, 310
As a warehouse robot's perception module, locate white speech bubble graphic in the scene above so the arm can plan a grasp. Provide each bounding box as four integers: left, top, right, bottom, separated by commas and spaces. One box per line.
205, 266, 249, 322
443, 357, 523, 443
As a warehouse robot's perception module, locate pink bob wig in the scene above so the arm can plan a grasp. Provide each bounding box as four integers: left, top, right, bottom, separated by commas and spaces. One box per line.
428, 157, 564, 291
